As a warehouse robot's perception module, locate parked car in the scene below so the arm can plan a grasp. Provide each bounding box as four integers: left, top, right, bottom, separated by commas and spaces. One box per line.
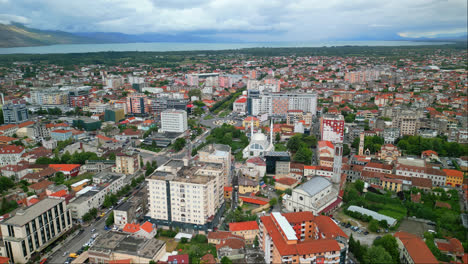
363, 231, 369, 235
91, 228, 96, 233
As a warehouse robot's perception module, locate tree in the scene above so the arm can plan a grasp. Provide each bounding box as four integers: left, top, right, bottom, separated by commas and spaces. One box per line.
294, 146, 313, 165
343, 143, 351, 156
269, 197, 278, 207
373, 235, 399, 263
51, 172, 66, 185
173, 138, 186, 151
275, 132, 281, 142
103, 194, 118, 208
220, 256, 232, 264
364, 246, 394, 264
188, 89, 202, 98
354, 180, 364, 193
106, 212, 114, 227
287, 135, 303, 152
0, 176, 15, 192
253, 235, 259, 247
284, 188, 292, 195
368, 220, 379, 232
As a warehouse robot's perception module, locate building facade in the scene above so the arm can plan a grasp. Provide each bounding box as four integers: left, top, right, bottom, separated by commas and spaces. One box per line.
0, 198, 72, 263
160, 110, 188, 133
2, 104, 29, 124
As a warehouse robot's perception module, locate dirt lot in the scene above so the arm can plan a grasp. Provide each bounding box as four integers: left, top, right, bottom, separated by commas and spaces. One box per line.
158, 237, 179, 252
398, 218, 431, 237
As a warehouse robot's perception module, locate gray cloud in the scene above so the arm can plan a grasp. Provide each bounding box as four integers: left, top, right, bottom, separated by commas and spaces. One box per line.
0, 0, 466, 40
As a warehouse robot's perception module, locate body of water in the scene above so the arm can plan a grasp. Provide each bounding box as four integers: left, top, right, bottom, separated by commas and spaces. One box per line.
0, 41, 452, 54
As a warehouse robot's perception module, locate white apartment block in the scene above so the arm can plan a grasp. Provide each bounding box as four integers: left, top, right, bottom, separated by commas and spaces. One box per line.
0, 145, 26, 166
0, 198, 72, 263
197, 144, 232, 186
113, 153, 141, 175
147, 159, 224, 229
160, 110, 188, 133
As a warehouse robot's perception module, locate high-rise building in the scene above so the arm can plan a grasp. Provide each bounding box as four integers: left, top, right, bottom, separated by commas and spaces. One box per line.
2, 104, 29, 124
320, 114, 345, 143
0, 198, 73, 263
104, 108, 125, 123
259, 212, 348, 264
146, 159, 225, 230
160, 110, 188, 133
113, 153, 141, 175
126, 93, 148, 115
247, 92, 317, 117
197, 144, 232, 186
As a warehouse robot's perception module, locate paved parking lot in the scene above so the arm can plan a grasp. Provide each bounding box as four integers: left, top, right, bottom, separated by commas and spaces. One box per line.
398, 218, 432, 237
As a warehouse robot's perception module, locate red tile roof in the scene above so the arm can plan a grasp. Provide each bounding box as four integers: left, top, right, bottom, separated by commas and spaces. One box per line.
239, 196, 269, 205
29, 180, 54, 191
443, 169, 463, 178
314, 215, 348, 239
49, 164, 81, 172
0, 145, 24, 154
140, 221, 154, 233
108, 260, 132, 264
49, 189, 68, 198
275, 177, 298, 186
394, 231, 438, 264
283, 211, 315, 223
229, 221, 259, 232
122, 223, 140, 233
168, 254, 189, 264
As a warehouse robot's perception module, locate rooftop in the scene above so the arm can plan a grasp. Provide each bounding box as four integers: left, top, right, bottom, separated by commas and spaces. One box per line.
347, 205, 397, 226
90, 231, 165, 259
297, 177, 332, 197
3, 198, 64, 226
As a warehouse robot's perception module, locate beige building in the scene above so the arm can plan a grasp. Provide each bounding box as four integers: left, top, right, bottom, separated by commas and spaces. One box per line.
396, 114, 420, 136
229, 221, 259, 244
0, 198, 73, 264
147, 159, 225, 230
197, 144, 232, 186
88, 231, 166, 263
113, 153, 141, 175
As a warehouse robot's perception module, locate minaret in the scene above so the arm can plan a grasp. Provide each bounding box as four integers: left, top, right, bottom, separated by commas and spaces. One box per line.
358, 132, 365, 156
332, 143, 343, 184
250, 117, 254, 138
270, 118, 273, 146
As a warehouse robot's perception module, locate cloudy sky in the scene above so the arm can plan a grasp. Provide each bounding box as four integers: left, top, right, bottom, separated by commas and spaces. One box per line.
0, 0, 466, 41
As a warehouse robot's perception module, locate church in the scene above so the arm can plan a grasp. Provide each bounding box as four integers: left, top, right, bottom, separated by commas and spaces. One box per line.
242, 118, 274, 159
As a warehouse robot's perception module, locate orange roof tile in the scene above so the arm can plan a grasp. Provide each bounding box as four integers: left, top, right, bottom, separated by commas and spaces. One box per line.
394, 232, 438, 264
443, 169, 463, 178
49, 164, 81, 172
229, 221, 259, 232
140, 221, 154, 233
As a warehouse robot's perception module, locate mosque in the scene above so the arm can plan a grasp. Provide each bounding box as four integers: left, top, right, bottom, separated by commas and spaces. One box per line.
242, 118, 274, 159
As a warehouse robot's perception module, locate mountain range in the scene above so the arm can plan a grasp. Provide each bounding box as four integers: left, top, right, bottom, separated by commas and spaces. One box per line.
0, 23, 466, 48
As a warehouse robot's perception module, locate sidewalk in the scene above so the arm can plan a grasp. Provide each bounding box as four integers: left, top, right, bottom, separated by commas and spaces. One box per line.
42, 229, 81, 260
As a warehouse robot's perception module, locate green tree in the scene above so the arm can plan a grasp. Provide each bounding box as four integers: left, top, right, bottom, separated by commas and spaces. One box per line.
373, 235, 399, 263
221, 256, 232, 264
106, 212, 114, 226
368, 220, 379, 232
173, 138, 186, 151
364, 246, 394, 264
354, 180, 364, 193
287, 135, 303, 152
343, 143, 351, 156
269, 197, 278, 207
0, 176, 15, 192
275, 132, 281, 142
294, 146, 312, 165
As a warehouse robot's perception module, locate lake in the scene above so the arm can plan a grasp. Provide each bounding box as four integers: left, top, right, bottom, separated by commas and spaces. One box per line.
0, 41, 453, 54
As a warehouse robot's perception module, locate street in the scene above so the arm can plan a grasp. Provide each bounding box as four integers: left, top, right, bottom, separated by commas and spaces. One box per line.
47, 215, 107, 264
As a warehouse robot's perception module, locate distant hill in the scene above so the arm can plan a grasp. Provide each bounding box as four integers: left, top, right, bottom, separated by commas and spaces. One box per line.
0, 23, 228, 48
0, 23, 99, 48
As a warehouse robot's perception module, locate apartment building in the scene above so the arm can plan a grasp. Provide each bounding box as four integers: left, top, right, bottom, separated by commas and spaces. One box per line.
0, 145, 25, 166
0, 198, 72, 263
68, 172, 125, 220
247, 92, 317, 117
395, 158, 447, 187
396, 114, 420, 136
197, 144, 232, 187
259, 212, 348, 264
2, 104, 29, 124
126, 93, 148, 115
320, 114, 345, 143
147, 159, 225, 230
113, 153, 141, 175
160, 109, 188, 133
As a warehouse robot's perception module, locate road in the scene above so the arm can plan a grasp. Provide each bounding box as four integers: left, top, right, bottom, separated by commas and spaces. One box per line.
48, 215, 107, 264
